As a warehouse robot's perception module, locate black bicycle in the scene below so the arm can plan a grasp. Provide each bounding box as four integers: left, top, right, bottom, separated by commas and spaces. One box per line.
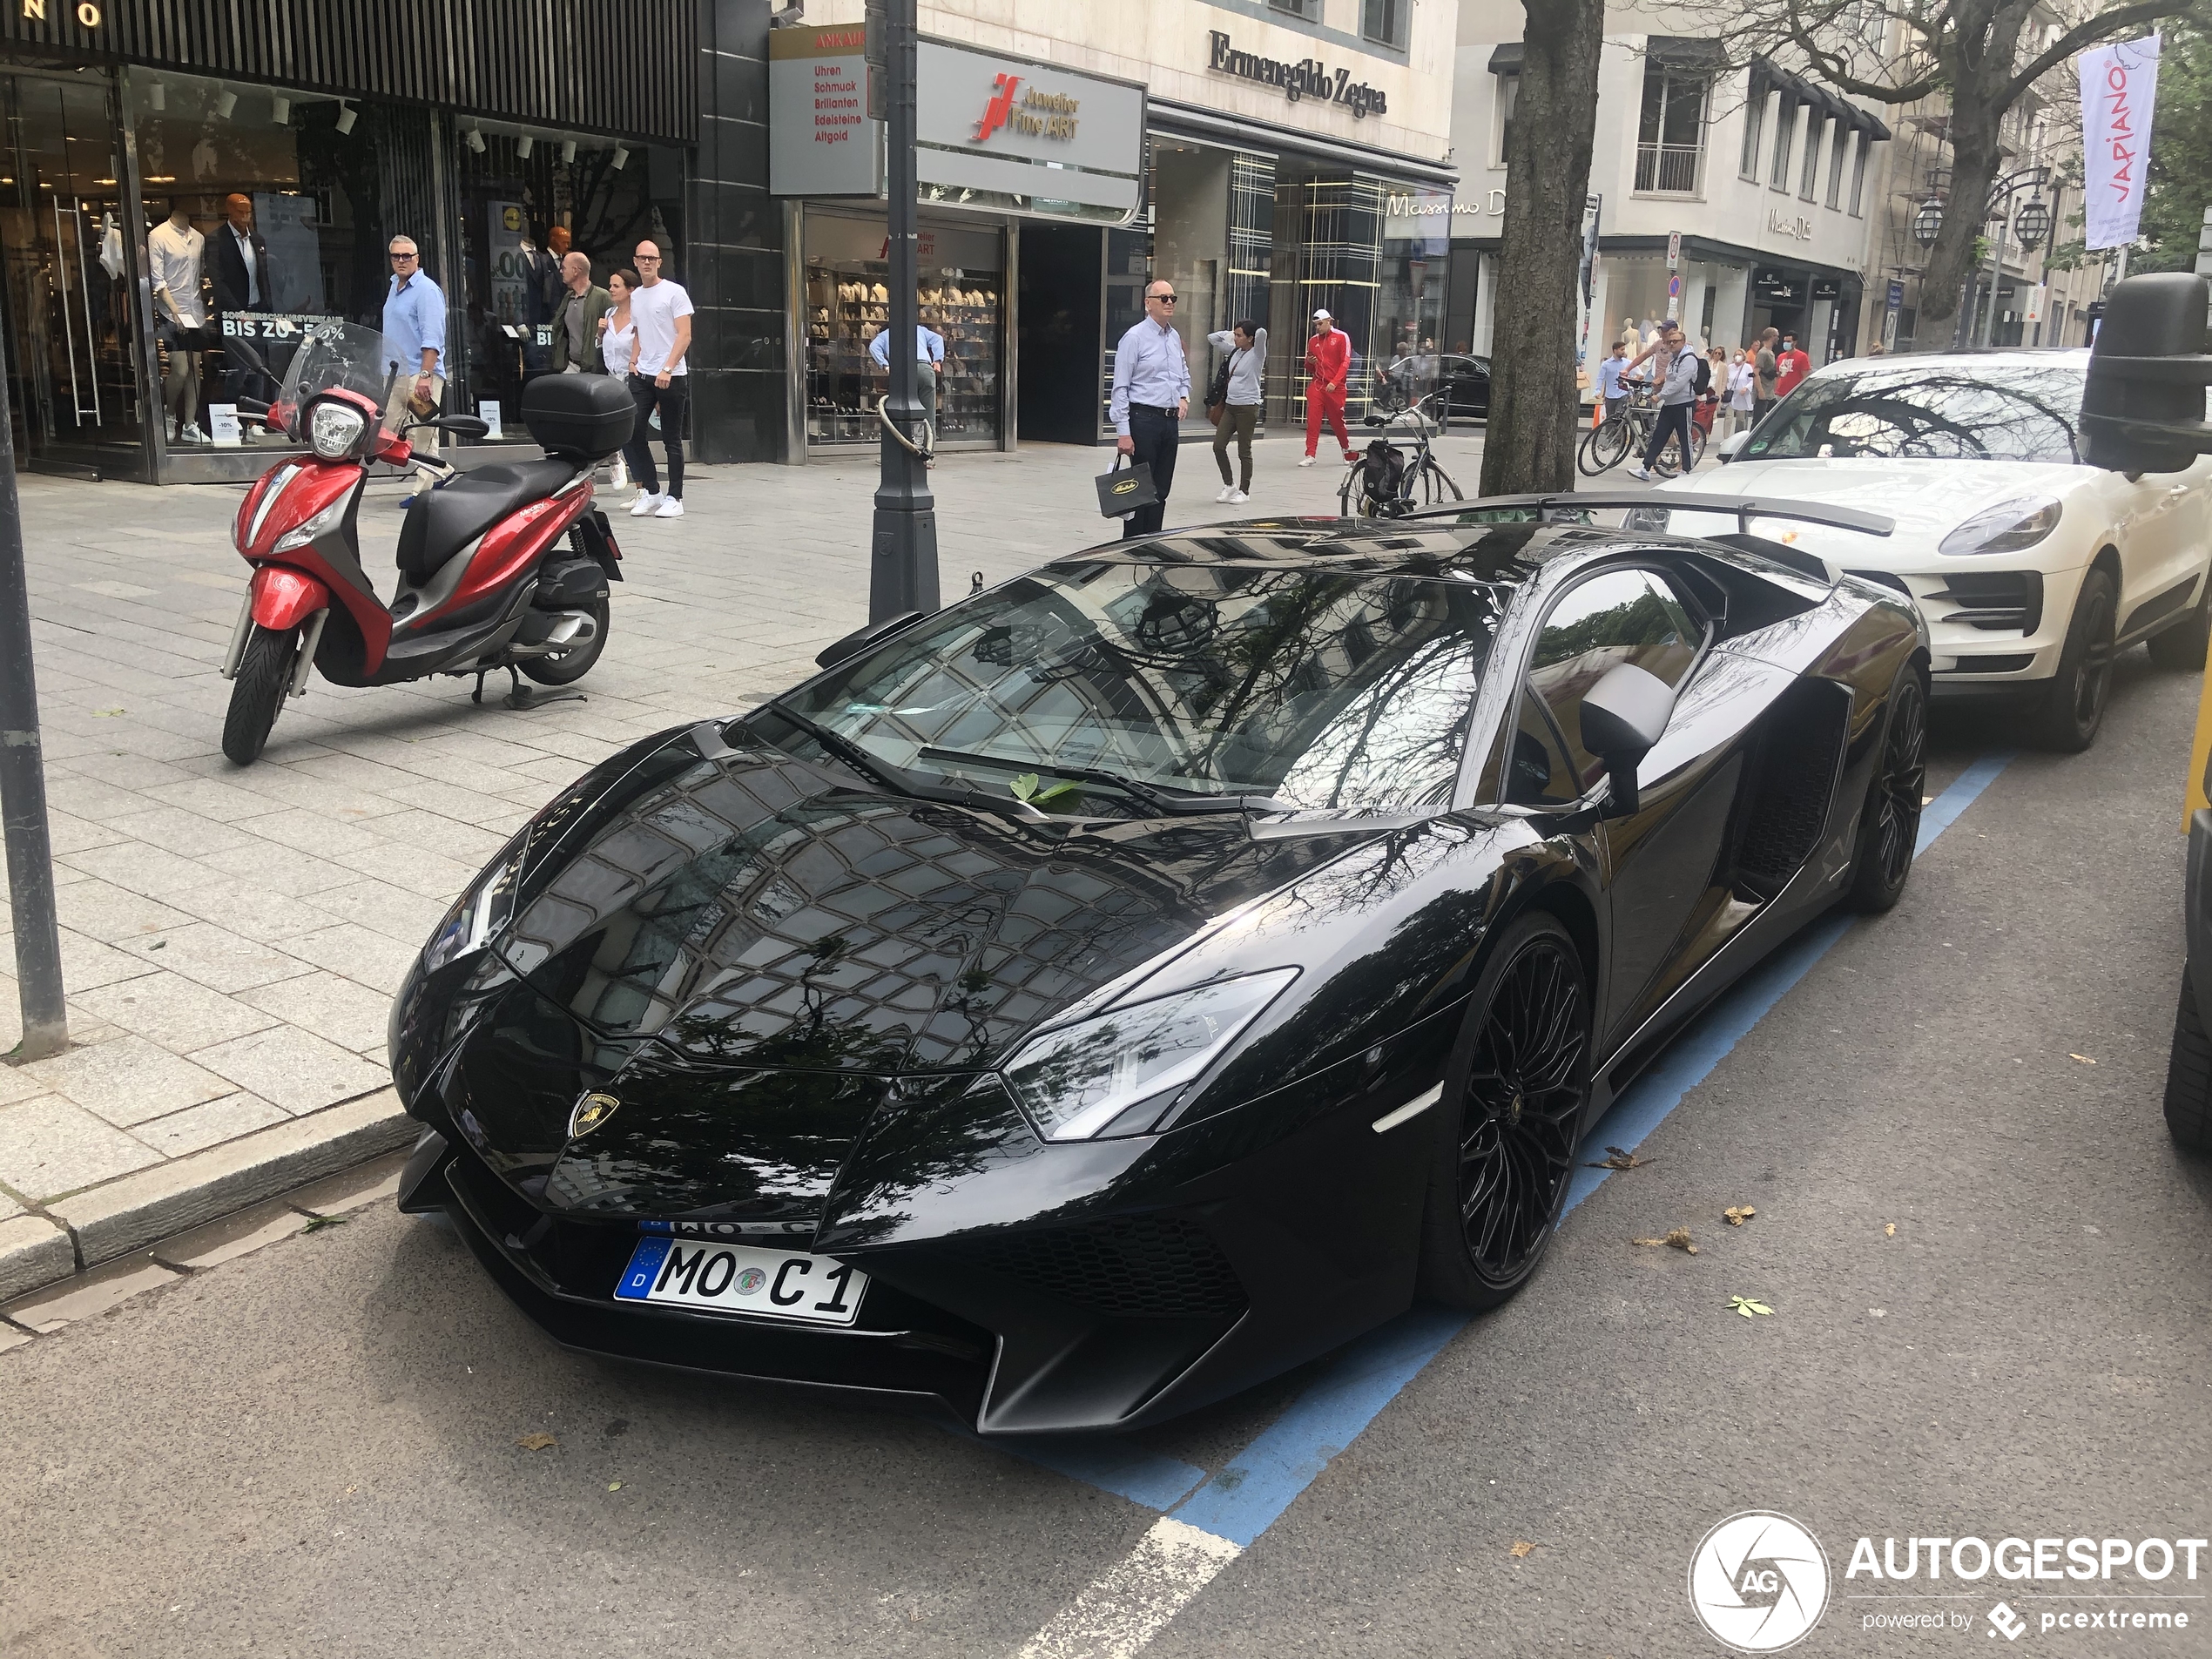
1578, 385, 1703, 478
1337, 386, 1465, 517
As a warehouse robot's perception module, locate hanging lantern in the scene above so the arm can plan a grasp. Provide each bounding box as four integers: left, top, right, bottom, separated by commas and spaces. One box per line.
1912, 198, 1944, 247
2014, 198, 2052, 252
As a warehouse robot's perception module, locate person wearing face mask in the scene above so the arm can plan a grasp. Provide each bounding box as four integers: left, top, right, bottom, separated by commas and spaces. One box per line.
1775, 332, 1811, 398
1726, 348, 1758, 436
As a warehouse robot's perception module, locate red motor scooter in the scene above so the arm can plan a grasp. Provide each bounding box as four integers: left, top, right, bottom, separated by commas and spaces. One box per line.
218, 320, 635, 765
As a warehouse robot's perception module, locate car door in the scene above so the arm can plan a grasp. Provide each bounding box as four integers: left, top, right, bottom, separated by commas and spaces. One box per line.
1515, 565, 1748, 1050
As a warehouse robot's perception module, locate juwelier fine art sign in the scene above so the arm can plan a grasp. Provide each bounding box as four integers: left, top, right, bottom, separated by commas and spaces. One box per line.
913, 39, 1144, 226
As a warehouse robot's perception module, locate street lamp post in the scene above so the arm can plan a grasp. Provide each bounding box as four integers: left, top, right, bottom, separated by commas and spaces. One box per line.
867, 0, 938, 624
1962, 165, 2051, 348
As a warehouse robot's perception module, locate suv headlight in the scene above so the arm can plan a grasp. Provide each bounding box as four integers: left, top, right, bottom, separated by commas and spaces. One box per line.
1939, 496, 2062, 556
309, 400, 367, 460
1002, 969, 1298, 1142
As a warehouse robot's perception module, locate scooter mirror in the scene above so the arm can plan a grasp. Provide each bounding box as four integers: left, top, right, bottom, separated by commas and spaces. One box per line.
435, 415, 491, 440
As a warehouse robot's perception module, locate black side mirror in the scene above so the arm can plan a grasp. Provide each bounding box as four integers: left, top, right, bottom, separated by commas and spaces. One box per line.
2082, 273, 2212, 475
1580, 662, 1674, 817
815, 609, 927, 669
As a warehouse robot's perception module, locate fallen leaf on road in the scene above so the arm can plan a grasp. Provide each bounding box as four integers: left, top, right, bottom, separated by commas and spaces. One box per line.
1631, 1229, 1697, 1254
149, 940, 166, 950
516, 1433, 556, 1451
2069, 1054, 2096, 1065
1510, 1540, 1536, 1558
1723, 1205, 1756, 1226
92, 708, 124, 717
1728, 1296, 1773, 1318
1884, 1223, 1896, 1238
608, 1481, 623, 1492
302, 1215, 349, 1232
1586, 1145, 1652, 1170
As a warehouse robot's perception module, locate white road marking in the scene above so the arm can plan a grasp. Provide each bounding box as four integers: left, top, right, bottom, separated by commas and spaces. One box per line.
1015, 1517, 1242, 1659
1370, 1082, 1444, 1134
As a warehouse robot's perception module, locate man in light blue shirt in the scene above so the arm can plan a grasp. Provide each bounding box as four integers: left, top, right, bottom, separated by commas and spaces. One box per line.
870, 322, 947, 432
1595, 339, 1632, 421
381, 235, 448, 486
1108, 280, 1190, 538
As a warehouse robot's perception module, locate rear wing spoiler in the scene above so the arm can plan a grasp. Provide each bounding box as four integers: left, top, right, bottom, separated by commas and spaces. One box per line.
1410, 492, 1895, 538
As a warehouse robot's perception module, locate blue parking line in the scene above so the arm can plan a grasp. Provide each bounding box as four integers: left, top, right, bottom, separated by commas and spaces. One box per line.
953, 1428, 1208, 1511
1152, 748, 2015, 1548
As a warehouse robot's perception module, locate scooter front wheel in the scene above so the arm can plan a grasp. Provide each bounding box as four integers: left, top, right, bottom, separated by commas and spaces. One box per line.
222, 624, 296, 766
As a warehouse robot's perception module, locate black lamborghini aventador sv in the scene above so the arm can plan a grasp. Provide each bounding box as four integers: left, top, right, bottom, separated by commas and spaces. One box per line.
388, 499, 1929, 1434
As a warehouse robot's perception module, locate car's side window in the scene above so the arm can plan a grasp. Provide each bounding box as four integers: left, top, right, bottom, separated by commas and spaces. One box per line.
1525, 568, 1703, 796
1501, 678, 1579, 807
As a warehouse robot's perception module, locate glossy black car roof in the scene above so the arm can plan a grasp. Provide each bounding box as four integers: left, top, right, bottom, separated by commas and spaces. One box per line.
1063, 516, 1627, 583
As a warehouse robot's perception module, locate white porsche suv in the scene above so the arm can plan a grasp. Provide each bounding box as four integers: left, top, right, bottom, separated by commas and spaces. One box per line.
1649, 349, 2212, 750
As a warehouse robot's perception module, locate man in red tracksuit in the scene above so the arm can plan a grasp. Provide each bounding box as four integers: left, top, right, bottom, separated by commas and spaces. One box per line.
1300, 308, 1354, 467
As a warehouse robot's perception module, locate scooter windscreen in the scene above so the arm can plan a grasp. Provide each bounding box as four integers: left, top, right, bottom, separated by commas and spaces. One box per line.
272, 320, 396, 442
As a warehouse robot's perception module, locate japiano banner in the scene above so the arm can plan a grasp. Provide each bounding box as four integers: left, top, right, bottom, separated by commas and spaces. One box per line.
2081, 34, 2161, 250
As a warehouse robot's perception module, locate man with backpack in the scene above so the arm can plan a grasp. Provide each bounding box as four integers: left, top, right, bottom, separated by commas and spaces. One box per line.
1628, 322, 1700, 481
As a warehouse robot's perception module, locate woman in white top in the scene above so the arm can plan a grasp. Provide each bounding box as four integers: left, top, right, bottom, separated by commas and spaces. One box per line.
598, 267, 639, 380
1725, 350, 1758, 437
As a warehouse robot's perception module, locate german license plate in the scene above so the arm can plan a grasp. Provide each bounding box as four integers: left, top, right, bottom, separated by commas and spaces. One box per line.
612, 1236, 867, 1326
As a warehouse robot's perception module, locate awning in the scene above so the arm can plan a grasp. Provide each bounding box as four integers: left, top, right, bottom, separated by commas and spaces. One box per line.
1487, 43, 1522, 75
1646, 36, 1726, 69
1750, 52, 1892, 142
1147, 98, 1457, 190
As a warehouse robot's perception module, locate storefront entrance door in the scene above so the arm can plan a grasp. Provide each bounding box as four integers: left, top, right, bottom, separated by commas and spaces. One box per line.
0, 71, 144, 477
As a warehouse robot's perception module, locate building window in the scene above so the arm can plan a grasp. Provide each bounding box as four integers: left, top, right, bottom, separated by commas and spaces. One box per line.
1361, 0, 1408, 50
1798, 112, 1822, 199
1849, 137, 1869, 215
1635, 58, 1707, 194
1266, 0, 1322, 19
1739, 85, 1766, 179
1824, 124, 1846, 208
1770, 100, 1796, 189
1495, 73, 1519, 167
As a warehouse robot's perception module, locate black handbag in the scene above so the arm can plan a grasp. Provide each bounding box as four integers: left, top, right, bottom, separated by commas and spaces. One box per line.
1096, 452, 1158, 518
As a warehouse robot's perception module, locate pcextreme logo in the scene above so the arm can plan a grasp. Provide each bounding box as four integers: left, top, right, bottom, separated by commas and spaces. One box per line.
1689, 1512, 1832, 1652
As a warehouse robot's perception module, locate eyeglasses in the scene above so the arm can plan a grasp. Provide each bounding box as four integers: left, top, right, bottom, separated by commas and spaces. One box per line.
1150, 293, 1177, 303
636, 253, 663, 263
389, 251, 418, 262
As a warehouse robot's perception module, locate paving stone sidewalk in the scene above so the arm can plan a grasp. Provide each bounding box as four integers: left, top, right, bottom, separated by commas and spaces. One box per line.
0, 425, 1492, 1301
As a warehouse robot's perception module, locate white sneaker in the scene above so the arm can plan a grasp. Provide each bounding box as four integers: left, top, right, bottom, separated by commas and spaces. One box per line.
1627, 467, 1653, 482
629, 492, 662, 517
654, 496, 685, 518
180, 421, 205, 443
1215, 485, 1234, 503
1298, 455, 1317, 468
1228, 489, 1249, 504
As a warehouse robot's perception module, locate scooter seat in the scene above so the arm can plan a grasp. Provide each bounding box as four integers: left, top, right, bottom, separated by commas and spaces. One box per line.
396, 460, 578, 584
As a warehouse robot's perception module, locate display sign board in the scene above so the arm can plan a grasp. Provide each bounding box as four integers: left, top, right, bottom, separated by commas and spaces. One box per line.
913, 40, 1143, 226
770, 24, 882, 198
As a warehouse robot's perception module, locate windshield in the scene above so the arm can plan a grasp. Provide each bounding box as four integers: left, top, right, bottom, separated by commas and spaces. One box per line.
1743, 361, 2085, 463
771, 562, 1506, 815
273, 320, 395, 436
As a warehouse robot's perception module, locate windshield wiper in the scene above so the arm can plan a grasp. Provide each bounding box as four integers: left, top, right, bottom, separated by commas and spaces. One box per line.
919, 746, 1292, 815
765, 705, 1050, 819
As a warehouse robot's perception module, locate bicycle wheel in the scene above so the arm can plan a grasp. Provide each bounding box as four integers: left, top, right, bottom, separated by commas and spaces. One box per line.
1417, 458, 1464, 506
1685, 422, 1707, 470
1577, 420, 1629, 476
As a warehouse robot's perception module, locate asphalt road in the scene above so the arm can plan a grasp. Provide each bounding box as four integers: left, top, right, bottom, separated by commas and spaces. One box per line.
5, 651, 2209, 1659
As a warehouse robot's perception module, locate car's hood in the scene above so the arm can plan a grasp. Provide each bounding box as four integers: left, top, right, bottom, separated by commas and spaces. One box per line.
1656, 456, 2094, 566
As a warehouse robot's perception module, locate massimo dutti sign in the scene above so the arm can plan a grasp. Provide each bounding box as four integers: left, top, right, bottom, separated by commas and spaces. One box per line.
1205, 30, 1389, 119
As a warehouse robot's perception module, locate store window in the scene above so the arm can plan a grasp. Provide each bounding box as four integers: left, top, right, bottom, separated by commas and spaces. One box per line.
1495, 74, 1520, 168
1635, 59, 1706, 194
450, 128, 685, 428
1378, 187, 1450, 408
125, 69, 435, 451
803, 212, 1002, 449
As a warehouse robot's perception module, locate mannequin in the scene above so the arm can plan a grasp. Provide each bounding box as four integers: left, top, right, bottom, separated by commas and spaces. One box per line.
146, 199, 206, 442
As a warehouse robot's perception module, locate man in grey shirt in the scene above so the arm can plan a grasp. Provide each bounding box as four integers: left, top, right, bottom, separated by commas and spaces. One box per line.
1629, 322, 1697, 480
1204, 319, 1266, 503
550, 252, 610, 374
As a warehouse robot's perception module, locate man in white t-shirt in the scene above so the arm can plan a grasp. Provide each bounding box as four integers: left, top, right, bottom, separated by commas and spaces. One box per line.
624, 238, 695, 520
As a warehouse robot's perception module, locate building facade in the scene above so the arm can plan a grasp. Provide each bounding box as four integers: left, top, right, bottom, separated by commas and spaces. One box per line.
0, 0, 779, 485
1448, 3, 1890, 373
769, 0, 1459, 457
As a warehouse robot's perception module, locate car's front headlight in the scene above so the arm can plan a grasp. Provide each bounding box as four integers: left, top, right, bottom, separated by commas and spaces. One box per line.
1939, 496, 2063, 556
309, 400, 367, 460
1003, 968, 1298, 1142
420, 839, 529, 974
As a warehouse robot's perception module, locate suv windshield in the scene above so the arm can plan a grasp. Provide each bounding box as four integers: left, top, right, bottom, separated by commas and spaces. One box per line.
1743, 361, 2085, 463
771, 562, 1506, 815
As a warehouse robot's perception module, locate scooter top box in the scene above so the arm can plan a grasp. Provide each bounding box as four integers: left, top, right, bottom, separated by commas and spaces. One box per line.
523, 374, 635, 459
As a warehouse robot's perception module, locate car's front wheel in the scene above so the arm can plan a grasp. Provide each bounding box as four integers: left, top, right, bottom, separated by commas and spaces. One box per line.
2162, 966, 2212, 1155
1848, 660, 1928, 912
2033, 567, 2117, 752
1417, 914, 1592, 1312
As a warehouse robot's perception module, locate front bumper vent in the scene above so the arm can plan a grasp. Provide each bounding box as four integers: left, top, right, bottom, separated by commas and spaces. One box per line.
953, 1217, 1248, 1319
1925, 570, 2043, 634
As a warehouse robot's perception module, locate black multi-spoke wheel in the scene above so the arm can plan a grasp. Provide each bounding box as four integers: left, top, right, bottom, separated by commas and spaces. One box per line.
2034, 568, 2117, 752
1419, 914, 1591, 1310
1848, 661, 1927, 913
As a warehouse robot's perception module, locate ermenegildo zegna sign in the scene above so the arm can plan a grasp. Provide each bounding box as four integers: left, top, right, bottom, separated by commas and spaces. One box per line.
1205, 30, 1389, 118
771, 30, 1143, 225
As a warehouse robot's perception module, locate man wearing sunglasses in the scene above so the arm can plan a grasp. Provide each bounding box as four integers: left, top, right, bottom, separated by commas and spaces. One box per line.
1108, 279, 1190, 538
381, 235, 448, 495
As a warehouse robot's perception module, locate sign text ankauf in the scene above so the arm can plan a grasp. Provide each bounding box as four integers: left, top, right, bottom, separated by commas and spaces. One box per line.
1207, 31, 1387, 119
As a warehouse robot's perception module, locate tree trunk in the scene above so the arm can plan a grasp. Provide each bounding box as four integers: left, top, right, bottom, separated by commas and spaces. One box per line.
1479, 0, 1605, 496
1918, 85, 2006, 343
